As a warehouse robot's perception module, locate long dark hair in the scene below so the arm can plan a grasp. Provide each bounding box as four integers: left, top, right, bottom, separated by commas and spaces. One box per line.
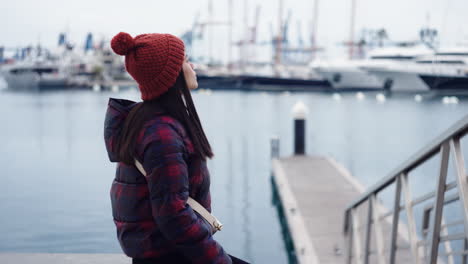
115, 71, 213, 164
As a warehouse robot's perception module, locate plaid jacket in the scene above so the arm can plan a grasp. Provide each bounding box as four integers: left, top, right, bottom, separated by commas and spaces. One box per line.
104, 98, 231, 263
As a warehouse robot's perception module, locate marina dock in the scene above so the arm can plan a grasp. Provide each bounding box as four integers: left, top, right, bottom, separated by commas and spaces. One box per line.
272, 156, 364, 264
272, 156, 415, 264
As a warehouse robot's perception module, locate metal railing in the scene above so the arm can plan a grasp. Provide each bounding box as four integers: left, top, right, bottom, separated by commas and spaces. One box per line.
344, 115, 468, 264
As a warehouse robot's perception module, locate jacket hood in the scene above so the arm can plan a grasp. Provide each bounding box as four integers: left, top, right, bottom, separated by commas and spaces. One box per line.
104, 98, 140, 162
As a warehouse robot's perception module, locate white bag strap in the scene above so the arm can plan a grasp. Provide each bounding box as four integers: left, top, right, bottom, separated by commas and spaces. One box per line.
134, 159, 223, 232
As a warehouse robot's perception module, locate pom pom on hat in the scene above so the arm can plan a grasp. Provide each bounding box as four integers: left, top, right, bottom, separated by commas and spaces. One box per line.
111, 32, 135, 56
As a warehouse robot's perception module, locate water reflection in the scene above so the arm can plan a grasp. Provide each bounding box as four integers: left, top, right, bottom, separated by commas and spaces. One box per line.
226, 137, 234, 221
241, 136, 253, 261
0, 89, 467, 264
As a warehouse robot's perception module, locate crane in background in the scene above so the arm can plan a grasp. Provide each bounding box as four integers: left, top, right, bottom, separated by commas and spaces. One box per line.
183, 0, 230, 65
297, 21, 304, 47
311, 0, 320, 59
250, 5, 262, 44
186, 0, 324, 75
233, 2, 262, 68
282, 9, 292, 46
347, 0, 357, 59
278, 7, 322, 66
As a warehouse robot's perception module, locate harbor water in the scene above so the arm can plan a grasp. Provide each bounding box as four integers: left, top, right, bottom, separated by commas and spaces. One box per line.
0, 88, 468, 263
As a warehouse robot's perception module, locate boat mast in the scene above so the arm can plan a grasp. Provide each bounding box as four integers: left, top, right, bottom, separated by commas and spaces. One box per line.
208, 0, 214, 64
274, 0, 284, 75
228, 0, 233, 71
311, 0, 319, 59
349, 0, 357, 59
243, 0, 248, 70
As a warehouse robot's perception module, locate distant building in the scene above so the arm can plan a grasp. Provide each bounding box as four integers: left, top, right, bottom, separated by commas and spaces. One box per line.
85, 33, 94, 52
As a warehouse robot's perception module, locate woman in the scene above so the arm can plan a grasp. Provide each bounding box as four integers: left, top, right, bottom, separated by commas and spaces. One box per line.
104, 32, 248, 264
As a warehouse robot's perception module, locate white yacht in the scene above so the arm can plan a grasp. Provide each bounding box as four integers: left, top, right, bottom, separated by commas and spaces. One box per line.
1, 60, 71, 90
310, 45, 433, 90
364, 47, 468, 92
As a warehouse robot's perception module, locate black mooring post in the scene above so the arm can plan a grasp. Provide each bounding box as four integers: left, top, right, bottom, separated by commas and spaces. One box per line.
294, 118, 305, 155
292, 101, 307, 155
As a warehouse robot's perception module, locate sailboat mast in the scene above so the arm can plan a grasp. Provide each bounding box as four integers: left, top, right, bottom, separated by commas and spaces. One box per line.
275, 0, 284, 68
228, 0, 233, 71
243, 0, 248, 68
349, 0, 356, 59
311, 0, 319, 55
208, 0, 214, 64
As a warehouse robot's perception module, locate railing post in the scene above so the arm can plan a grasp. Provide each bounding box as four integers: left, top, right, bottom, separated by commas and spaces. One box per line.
401, 172, 422, 264
351, 208, 364, 264
450, 138, 468, 243
364, 199, 373, 264
389, 176, 402, 264
428, 142, 450, 264
463, 238, 468, 264
371, 195, 386, 264
421, 208, 430, 260
345, 210, 354, 264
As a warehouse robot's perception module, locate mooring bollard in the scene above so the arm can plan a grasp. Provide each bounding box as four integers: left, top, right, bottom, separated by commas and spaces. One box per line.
271, 136, 280, 159
292, 101, 308, 155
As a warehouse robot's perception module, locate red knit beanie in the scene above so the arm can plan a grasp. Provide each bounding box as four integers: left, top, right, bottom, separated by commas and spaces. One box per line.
110, 32, 185, 101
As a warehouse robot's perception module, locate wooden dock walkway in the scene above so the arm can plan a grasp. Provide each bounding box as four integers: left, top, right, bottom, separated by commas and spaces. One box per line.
272, 156, 414, 264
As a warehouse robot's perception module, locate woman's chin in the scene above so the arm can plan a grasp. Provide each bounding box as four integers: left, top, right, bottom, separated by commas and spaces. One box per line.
189, 83, 199, 90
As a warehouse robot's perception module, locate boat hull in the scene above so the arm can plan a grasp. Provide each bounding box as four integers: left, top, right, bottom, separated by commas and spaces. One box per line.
420, 74, 468, 91
314, 67, 384, 90
4, 71, 69, 91
197, 75, 331, 91
367, 68, 429, 92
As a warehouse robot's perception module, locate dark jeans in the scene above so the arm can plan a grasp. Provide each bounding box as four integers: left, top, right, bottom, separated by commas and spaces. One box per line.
133, 253, 250, 264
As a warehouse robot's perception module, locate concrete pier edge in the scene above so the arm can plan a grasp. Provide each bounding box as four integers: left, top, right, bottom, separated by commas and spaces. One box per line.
272, 159, 320, 264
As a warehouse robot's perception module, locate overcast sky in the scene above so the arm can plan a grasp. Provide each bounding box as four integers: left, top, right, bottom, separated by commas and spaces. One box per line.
2, 0, 468, 60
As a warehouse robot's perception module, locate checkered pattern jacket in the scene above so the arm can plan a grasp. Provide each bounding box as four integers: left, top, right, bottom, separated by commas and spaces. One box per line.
104, 98, 231, 263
